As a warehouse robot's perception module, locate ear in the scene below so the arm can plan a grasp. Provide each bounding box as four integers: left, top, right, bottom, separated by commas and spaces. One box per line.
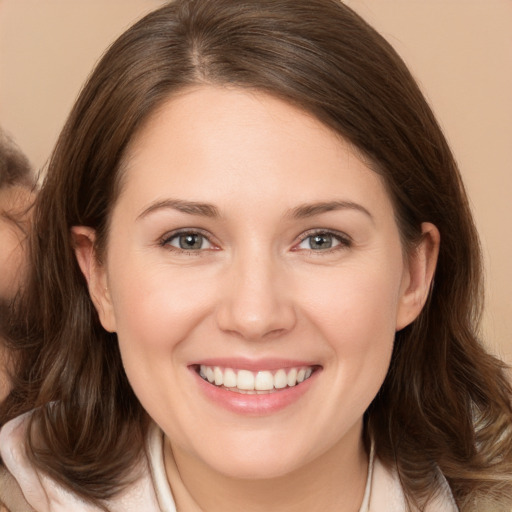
71, 226, 116, 332
395, 222, 440, 331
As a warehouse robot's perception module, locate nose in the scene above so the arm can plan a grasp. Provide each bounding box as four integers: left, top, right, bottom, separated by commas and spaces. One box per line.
216, 251, 297, 341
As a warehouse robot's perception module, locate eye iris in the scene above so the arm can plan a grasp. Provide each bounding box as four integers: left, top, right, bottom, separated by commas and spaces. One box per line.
179, 234, 203, 250
310, 234, 332, 249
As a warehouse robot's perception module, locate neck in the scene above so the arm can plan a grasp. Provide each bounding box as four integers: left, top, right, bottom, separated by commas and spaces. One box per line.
164, 423, 369, 512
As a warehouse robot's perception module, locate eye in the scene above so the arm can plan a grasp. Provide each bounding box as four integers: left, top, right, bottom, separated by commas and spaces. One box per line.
161, 231, 215, 251
294, 231, 350, 251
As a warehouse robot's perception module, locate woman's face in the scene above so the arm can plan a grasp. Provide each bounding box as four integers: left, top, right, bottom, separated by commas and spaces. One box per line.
78, 86, 437, 481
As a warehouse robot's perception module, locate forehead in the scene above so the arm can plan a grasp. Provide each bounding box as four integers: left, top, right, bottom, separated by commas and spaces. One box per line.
116, 85, 393, 218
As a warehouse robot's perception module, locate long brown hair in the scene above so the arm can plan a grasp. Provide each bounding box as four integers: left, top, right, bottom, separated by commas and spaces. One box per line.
2, 1, 511, 509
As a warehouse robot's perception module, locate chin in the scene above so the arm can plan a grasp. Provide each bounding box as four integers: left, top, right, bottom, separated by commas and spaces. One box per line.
210, 455, 303, 481
193, 435, 316, 481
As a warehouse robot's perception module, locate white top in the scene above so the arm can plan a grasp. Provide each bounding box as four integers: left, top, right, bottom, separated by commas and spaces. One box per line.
0, 412, 458, 511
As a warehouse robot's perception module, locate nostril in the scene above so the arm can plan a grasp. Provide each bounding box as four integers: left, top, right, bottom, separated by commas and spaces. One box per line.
215, 299, 297, 341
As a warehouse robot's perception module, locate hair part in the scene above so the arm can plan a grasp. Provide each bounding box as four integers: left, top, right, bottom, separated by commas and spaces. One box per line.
2, 1, 511, 509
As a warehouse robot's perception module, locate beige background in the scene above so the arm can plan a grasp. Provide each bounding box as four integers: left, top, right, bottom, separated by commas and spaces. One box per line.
1, 1, 511, 364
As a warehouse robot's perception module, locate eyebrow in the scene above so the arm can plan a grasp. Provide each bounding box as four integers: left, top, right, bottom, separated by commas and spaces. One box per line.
288, 201, 374, 222
137, 199, 220, 220
136, 198, 373, 223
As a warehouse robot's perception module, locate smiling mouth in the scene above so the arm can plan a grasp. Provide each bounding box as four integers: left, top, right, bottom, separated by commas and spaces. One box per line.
195, 365, 318, 394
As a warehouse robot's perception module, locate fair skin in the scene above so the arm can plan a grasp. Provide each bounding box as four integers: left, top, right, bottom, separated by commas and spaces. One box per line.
74, 86, 439, 512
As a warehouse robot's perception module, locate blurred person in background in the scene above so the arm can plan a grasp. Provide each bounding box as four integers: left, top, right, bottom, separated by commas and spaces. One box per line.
0, 128, 35, 401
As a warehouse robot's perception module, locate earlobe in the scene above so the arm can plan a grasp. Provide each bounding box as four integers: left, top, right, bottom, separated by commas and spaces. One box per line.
395, 222, 440, 331
71, 226, 116, 332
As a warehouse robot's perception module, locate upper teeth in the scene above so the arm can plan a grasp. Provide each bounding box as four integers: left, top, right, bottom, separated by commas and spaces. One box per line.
199, 365, 314, 392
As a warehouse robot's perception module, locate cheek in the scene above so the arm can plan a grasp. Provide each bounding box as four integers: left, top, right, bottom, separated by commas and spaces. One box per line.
298, 259, 402, 406
108, 257, 217, 356
301, 263, 403, 347
298, 266, 400, 424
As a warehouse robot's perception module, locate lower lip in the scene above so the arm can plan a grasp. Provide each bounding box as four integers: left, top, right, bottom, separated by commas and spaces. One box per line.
191, 368, 318, 415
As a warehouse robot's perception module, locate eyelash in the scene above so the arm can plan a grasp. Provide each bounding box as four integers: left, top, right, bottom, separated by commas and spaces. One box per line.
159, 228, 352, 254
293, 229, 352, 253
159, 229, 218, 255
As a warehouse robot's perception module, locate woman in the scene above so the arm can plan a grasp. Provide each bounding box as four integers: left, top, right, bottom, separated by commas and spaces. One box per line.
1, 1, 511, 510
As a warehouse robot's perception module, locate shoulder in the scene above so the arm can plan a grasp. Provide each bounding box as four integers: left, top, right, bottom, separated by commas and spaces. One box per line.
0, 412, 162, 512
0, 465, 35, 512
0, 413, 40, 511
369, 456, 458, 512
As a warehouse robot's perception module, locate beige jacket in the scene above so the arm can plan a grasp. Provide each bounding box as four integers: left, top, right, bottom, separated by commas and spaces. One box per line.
0, 412, 458, 512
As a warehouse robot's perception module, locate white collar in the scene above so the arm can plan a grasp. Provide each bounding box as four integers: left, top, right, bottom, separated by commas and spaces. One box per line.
1, 414, 457, 511
146, 425, 458, 512
146, 422, 177, 511
0, 412, 161, 512
146, 427, 374, 512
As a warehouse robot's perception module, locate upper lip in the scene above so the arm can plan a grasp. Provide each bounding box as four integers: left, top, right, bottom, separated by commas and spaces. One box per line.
189, 357, 319, 372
